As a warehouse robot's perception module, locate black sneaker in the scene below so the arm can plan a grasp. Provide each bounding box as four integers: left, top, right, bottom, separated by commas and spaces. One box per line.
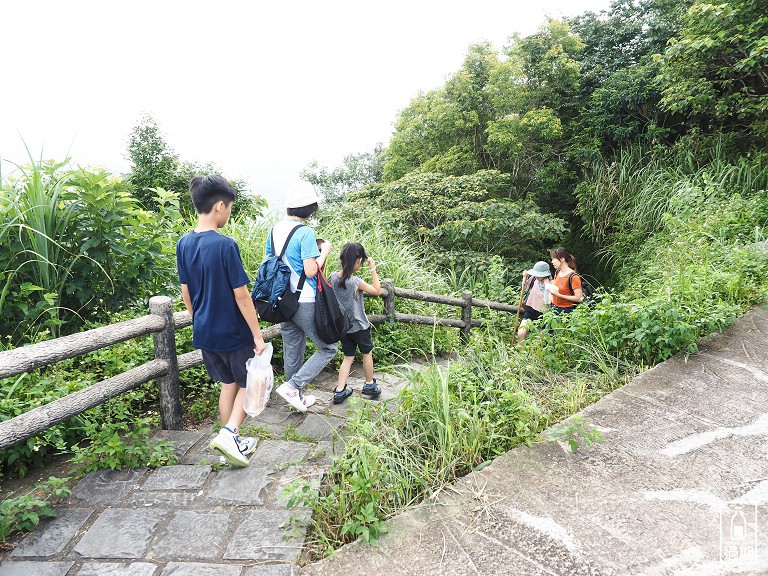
333, 385, 353, 404
361, 379, 381, 398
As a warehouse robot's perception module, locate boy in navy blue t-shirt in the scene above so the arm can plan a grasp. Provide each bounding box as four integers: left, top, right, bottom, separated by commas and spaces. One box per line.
177, 175, 267, 467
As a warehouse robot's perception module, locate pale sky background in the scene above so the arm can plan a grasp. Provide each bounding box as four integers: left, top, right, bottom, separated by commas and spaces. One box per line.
1, 0, 611, 209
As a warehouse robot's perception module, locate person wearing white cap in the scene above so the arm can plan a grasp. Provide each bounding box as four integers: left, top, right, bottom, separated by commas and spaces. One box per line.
517, 260, 553, 343
268, 181, 338, 412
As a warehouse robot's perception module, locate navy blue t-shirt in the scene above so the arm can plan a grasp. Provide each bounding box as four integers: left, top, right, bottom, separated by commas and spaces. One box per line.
177, 230, 252, 352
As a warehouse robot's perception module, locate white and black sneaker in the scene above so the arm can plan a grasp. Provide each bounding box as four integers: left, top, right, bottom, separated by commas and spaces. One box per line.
210, 429, 249, 467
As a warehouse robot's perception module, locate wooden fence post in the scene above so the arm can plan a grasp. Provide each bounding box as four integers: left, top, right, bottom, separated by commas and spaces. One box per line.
461, 290, 473, 344
150, 296, 182, 430
383, 278, 395, 323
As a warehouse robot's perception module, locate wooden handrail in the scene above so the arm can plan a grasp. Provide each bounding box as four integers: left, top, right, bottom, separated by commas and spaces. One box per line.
0, 360, 169, 450
0, 282, 519, 451
0, 315, 165, 380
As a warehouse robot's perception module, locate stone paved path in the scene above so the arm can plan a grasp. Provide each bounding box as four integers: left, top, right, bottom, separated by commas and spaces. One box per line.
0, 358, 442, 576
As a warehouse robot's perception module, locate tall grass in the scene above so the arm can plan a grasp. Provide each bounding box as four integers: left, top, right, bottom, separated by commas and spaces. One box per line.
0, 154, 80, 337
287, 321, 629, 560
224, 205, 453, 300
578, 143, 768, 269
215, 208, 459, 366
318, 208, 461, 360
224, 211, 274, 277
318, 206, 450, 295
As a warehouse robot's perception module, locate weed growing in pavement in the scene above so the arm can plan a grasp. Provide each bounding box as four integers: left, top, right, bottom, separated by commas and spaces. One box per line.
69, 413, 178, 474
0, 477, 71, 542
542, 415, 603, 453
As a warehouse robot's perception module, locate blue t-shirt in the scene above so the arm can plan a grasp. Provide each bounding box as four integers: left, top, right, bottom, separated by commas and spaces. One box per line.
177, 230, 252, 352
265, 220, 321, 300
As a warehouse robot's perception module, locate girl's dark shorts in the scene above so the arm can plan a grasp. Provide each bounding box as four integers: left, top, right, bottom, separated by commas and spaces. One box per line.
551, 305, 575, 314
521, 305, 544, 322
201, 344, 254, 388
340, 328, 374, 356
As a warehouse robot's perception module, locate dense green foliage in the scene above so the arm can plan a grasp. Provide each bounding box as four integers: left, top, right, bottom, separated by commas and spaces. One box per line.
344, 170, 566, 272
658, 0, 767, 139
0, 157, 182, 343
290, 150, 768, 559
0, 477, 71, 541
373, 0, 764, 199
281, 0, 768, 558
571, 0, 693, 150
307, 0, 765, 277
0, 317, 189, 479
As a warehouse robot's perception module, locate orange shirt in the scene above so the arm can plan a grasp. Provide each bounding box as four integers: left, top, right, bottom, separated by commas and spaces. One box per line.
551, 272, 581, 309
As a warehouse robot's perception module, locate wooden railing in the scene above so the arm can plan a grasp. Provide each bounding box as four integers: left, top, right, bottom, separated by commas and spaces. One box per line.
0, 281, 518, 451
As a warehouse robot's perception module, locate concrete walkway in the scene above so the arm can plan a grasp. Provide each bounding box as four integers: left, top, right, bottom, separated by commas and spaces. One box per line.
301, 306, 768, 576
0, 360, 430, 576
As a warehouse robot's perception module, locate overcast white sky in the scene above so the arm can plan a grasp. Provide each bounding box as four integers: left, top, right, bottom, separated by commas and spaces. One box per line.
1, 0, 611, 208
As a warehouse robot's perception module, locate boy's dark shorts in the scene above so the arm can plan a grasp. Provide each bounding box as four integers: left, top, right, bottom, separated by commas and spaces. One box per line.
201, 344, 254, 388
340, 328, 374, 356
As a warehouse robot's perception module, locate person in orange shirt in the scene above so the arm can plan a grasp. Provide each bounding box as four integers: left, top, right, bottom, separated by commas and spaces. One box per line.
546, 247, 583, 313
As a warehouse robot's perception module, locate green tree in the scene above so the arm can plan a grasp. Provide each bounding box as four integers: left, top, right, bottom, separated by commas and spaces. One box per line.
572, 0, 691, 97
125, 114, 265, 219
582, 63, 667, 150
485, 108, 563, 196
513, 19, 585, 121
657, 0, 768, 140
382, 43, 499, 182
571, 0, 692, 152
346, 170, 566, 271
488, 20, 586, 210
382, 90, 472, 181
301, 144, 385, 204
125, 114, 179, 209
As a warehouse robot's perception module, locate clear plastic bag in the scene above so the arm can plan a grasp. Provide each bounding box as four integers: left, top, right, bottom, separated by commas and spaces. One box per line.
243, 343, 274, 417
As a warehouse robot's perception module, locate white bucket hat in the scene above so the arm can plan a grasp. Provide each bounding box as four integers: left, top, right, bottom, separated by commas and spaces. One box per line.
286, 181, 320, 208
526, 261, 551, 277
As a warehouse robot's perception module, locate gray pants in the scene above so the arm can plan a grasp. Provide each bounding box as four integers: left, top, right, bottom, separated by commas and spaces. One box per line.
281, 301, 338, 391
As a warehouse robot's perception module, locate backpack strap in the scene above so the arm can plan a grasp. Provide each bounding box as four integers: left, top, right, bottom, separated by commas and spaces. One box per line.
568, 272, 586, 296
522, 276, 536, 302
270, 223, 307, 292
269, 223, 304, 258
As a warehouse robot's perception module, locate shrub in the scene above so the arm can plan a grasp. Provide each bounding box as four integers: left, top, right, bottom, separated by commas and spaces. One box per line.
0, 157, 184, 345
68, 414, 178, 474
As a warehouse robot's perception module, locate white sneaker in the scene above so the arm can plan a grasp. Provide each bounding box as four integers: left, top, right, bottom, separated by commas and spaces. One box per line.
237, 435, 258, 456
276, 382, 314, 412
209, 429, 249, 467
